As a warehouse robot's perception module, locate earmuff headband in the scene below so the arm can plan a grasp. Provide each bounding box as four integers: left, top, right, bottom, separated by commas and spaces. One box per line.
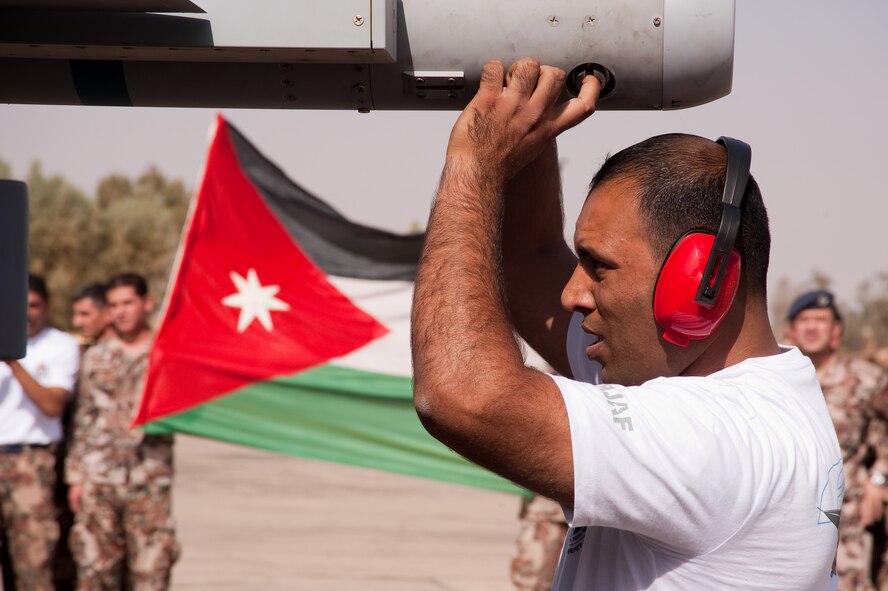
695, 136, 752, 306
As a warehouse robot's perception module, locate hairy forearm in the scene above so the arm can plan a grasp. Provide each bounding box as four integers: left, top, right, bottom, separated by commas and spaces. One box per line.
410, 58, 598, 501
412, 159, 526, 408
503, 142, 566, 254
502, 143, 577, 375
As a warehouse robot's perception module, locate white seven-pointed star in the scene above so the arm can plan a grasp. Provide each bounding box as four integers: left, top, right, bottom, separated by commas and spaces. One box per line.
221, 268, 291, 333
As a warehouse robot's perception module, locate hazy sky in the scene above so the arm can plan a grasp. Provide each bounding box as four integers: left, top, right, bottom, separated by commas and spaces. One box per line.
2, 0, 886, 311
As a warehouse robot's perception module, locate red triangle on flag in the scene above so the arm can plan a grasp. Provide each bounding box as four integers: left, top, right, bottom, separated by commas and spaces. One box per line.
133, 116, 388, 426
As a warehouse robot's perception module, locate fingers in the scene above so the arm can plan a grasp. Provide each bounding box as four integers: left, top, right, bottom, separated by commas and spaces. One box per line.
478, 60, 506, 97
549, 72, 601, 132
506, 58, 541, 96
528, 65, 567, 111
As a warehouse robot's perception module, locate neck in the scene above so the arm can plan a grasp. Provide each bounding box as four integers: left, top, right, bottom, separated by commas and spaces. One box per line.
806, 349, 836, 371
683, 291, 781, 377
117, 325, 152, 352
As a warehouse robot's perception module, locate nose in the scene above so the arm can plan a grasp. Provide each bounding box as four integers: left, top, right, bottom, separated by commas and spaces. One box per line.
561, 264, 596, 314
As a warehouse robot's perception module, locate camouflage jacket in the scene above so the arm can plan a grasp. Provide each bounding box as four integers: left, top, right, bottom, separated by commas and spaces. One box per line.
819, 355, 888, 492
65, 336, 173, 487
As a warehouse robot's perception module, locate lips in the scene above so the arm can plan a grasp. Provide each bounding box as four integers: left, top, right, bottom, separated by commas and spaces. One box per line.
581, 323, 601, 343
583, 328, 603, 359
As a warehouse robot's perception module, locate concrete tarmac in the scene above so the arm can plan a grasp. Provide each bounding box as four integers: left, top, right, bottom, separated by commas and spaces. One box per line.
172, 434, 521, 590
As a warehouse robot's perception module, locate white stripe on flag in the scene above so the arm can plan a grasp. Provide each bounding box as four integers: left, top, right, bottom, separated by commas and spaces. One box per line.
327, 276, 553, 378
327, 276, 414, 377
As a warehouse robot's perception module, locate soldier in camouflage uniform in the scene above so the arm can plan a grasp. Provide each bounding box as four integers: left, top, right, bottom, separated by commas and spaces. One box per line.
510, 494, 568, 591
65, 273, 178, 591
787, 290, 888, 591
0, 275, 80, 590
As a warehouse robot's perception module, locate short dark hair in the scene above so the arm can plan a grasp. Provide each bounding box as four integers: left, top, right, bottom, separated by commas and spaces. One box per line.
106, 272, 149, 298
72, 282, 107, 307
28, 274, 49, 301
589, 133, 771, 294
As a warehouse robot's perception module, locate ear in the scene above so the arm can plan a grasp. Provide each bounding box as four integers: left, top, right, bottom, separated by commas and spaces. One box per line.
829, 322, 842, 350
145, 295, 156, 314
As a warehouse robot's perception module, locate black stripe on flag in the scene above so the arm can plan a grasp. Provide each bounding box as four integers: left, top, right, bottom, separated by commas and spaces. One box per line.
227, 122, 424, 281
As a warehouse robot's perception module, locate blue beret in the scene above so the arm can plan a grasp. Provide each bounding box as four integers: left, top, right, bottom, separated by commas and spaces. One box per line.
786, 289, 841, 321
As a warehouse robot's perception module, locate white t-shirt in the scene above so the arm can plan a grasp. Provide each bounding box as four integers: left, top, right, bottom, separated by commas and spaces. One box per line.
551, 347, 843, 590
0, 327, 80, 445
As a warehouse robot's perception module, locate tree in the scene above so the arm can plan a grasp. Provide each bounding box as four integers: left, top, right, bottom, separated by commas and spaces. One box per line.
844, 274, 888, 355
27, 162, 106, 328
25, 161, 189, 329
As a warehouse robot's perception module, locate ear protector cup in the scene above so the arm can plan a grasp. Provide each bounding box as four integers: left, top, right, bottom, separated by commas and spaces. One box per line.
653, 232, 741, 346
651, 136, 751, 347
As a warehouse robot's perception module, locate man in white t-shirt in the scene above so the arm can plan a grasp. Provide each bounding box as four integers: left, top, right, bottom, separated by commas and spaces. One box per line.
0, 274, 80, 590
411, 59, 842, 590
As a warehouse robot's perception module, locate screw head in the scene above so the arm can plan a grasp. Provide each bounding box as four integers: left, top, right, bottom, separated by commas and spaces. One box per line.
548, 15, 559, 25
354, 15, 364, 26
585, 16, 597, 27
653, 16, 662, 26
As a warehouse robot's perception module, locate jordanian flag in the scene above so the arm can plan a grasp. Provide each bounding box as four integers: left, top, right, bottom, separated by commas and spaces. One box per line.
135, 116, 523, 495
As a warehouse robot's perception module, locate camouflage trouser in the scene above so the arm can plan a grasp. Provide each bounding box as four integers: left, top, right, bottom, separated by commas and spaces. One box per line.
837, 481, 876, 591
510, 495, 568, 591
70, 481, 179, 591
876, 518, 888, 591
0, 446, 60, 591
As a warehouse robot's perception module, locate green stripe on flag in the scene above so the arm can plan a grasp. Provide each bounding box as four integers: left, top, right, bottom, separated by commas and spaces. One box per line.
146, 364, 527, 496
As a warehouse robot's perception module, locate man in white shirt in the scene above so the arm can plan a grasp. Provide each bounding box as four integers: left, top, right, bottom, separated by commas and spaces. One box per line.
411, 59, 842, 589
0, 274, 80, 590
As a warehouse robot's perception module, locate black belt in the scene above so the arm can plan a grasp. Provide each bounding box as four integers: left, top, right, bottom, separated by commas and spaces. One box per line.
0, 443, 53, 454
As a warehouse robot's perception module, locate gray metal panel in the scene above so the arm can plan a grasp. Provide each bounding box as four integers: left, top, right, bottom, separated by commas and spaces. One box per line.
371, 0, 666, 111
187, 0, 373, 52
124, 61, 373, 110
0, 0, 396, 63
662, 0, 733, 109
0, 181, 28, 360
0, 0, 734, 110
0, 0, 203, 11
371, 0, 397, 62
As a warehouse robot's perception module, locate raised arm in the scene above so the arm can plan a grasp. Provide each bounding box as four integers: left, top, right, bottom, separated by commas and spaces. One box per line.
3, 360, 69, 418
503, 141, 578, 377
411, 59, 599, 504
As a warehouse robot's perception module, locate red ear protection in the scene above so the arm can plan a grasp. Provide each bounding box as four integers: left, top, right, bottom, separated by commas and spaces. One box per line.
653, 232, 741, 346
652, 136, 751, 347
